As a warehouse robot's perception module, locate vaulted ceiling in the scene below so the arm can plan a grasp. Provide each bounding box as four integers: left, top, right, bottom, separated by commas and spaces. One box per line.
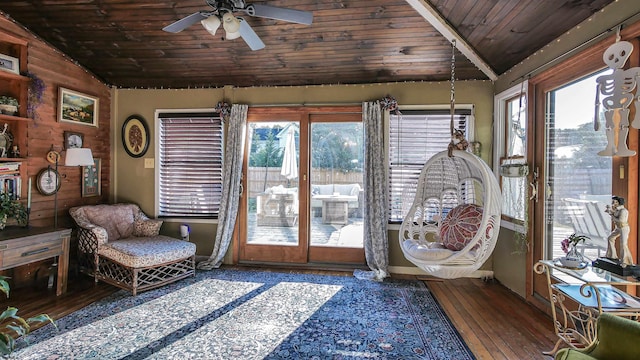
0, 0, 614, 89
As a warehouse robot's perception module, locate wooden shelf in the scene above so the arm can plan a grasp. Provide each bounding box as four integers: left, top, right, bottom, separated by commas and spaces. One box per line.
0, 32, 29, 200
0, 113, 29, 122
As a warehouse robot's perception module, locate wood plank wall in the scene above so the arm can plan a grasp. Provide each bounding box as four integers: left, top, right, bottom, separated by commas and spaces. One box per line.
0, 16, 111, 286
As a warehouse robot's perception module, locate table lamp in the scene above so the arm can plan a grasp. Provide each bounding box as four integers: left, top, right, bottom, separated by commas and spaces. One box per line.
52, 147, 93, 228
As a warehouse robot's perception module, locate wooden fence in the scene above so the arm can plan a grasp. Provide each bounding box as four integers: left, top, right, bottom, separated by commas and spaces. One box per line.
248, 167, 363, 197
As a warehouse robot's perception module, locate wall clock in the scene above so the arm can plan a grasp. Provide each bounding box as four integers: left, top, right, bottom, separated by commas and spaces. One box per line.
36, 167, 61, 196
64, 131, 84, 149
122, 115, 149, 158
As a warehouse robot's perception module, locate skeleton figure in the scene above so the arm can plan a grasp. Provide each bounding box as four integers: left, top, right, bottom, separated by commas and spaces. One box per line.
594, 41, 640, 157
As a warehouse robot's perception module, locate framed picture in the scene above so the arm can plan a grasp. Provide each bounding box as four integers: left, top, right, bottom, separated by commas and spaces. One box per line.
63, 131, 84, 149
82, 158, 101, 197
58, 87, 99, 127
0, 54, 19, 74
122, 114, 149, 158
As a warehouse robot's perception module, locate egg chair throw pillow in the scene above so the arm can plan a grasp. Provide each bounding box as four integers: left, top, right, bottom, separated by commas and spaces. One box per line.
440, 204, 483, 251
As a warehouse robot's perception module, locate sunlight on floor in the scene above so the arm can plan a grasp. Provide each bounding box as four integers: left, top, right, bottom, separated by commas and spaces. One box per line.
14, 279, 262, 358
148, 282, 342, 359
16, 279, 343, 359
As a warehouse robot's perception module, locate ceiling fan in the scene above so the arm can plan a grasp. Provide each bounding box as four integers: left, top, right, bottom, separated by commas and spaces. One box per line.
162, 0, 313, 51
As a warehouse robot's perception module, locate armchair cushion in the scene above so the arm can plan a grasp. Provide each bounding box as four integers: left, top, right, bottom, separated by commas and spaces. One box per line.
82, 204, 136, 241
133, 218, 163, 237
555, 313, 640, 360
99, 237, 195, 268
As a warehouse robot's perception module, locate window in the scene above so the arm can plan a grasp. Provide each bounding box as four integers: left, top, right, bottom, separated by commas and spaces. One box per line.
157, 111, 224, 217
543, 70, 612, 261
494, 82, 528, 226
388, 109, 472, 222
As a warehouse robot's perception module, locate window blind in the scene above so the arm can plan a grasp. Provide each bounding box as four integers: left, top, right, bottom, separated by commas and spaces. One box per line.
388, 110, 470, 222
158, 113, 223, 217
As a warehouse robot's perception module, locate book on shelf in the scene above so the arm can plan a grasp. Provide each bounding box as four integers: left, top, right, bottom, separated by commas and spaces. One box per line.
0, 175, 20, 200
0, 161, 20, 172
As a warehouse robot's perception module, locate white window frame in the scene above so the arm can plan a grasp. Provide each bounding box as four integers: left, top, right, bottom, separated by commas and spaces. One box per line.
387, 104, 476, 225
154, 108, 224, 221
494, 81, 528, 233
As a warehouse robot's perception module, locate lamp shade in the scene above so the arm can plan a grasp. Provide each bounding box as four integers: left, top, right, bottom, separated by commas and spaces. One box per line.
201, 15, 221, 35
65, 148, 94, 166
222, 12, 241, 39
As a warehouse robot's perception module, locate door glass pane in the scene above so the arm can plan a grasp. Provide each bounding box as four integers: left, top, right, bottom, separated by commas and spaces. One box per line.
310, 122, 364, 248
247, 122, 299, 245
545, 70, 612, 261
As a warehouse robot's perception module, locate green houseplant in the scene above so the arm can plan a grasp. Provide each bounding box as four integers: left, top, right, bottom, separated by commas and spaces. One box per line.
0, 276, 55, 354
0, 193, 27, 229
0, 96, 19, 116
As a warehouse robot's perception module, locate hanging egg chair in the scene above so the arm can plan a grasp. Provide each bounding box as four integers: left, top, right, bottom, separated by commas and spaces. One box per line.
399, 149, 502, 279
398, 39, 501, 279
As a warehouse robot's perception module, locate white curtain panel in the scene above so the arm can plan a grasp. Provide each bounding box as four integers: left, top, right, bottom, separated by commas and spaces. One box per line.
355, 101, 389, 281
198, 104, 248, 270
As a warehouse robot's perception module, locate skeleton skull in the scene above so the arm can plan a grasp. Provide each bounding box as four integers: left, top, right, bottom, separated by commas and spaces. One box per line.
603, 41, 633, 69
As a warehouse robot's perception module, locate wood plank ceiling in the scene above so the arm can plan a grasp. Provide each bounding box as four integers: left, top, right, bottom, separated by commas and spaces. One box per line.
0, 0, 614, 89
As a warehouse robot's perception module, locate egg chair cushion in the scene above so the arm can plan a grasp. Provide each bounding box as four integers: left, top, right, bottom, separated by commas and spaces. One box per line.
440, 203, 483, 251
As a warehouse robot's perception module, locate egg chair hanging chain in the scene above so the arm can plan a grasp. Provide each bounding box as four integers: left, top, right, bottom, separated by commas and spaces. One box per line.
449, 39, 456, 135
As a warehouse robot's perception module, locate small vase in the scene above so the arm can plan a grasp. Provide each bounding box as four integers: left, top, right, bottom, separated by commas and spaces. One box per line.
560, 245, 584, 268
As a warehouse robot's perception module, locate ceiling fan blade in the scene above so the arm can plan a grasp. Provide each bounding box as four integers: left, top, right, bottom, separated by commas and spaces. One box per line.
238, 19, 265, 51
246, 4, 313, 25
163, 12, 210, 33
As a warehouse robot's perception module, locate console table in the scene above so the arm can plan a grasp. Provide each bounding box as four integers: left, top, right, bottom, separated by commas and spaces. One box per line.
0, 227, 71, 296
534, 259, 640, 356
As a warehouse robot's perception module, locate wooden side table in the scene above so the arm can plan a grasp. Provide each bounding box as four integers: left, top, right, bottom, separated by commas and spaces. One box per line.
0, 227, 71, 296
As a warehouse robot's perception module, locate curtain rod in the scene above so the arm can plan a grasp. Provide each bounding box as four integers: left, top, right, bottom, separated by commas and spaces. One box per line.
511, 11, 640, 85
246, 102, 362, 107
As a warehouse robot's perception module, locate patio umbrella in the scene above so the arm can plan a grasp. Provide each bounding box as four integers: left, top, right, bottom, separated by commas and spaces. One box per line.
280, 128, 298, 180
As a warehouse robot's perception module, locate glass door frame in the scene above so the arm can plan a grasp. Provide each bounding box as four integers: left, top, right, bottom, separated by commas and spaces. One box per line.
308, 112, 365, 264
235, 106, 364, 265
528, 37, 640, 308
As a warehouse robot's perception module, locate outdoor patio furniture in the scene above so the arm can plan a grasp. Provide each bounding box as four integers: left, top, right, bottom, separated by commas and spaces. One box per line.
562, 198, 609, 257
256, 185, 298, 227
311, 183, 362, 217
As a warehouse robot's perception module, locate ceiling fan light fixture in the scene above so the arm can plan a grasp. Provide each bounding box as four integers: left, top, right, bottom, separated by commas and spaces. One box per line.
201, 15, 221, 35
225, 30, 241, 40
222, 12, 241, 34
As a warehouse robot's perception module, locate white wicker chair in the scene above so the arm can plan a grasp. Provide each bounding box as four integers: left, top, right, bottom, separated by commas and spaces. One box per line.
399, 150, 502, 279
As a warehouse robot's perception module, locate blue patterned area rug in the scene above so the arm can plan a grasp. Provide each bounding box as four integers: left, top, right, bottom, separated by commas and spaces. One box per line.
12, 269, 475, 359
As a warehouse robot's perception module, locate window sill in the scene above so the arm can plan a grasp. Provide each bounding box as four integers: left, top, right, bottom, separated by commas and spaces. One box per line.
162, 218, 218, 225
501, 219, 526, 234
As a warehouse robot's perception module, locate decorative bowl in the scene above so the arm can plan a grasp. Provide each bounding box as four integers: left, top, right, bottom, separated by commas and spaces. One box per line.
559, 256, 584, 268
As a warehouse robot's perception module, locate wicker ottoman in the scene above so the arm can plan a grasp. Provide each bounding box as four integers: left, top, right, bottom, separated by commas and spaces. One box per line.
96, 236, 196, 295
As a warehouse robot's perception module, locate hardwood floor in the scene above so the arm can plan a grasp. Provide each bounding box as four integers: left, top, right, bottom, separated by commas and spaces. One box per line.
426, 277, 555, 359
1, 268, 556, 359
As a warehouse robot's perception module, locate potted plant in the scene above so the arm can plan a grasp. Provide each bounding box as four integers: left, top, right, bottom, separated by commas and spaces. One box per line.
0, 96, 19, 116
0, 276, 56, 354
0, 192, 27, 229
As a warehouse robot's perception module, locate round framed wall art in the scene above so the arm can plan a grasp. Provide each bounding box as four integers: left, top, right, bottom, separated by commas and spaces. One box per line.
122, 114, 149, 158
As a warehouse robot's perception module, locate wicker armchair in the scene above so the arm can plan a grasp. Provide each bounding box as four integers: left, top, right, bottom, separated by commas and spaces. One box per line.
69, 203, 196, 295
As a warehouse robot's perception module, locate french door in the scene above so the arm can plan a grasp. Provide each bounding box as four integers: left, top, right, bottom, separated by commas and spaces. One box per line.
238, 107, 365, 265
530, 58, 638, 302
